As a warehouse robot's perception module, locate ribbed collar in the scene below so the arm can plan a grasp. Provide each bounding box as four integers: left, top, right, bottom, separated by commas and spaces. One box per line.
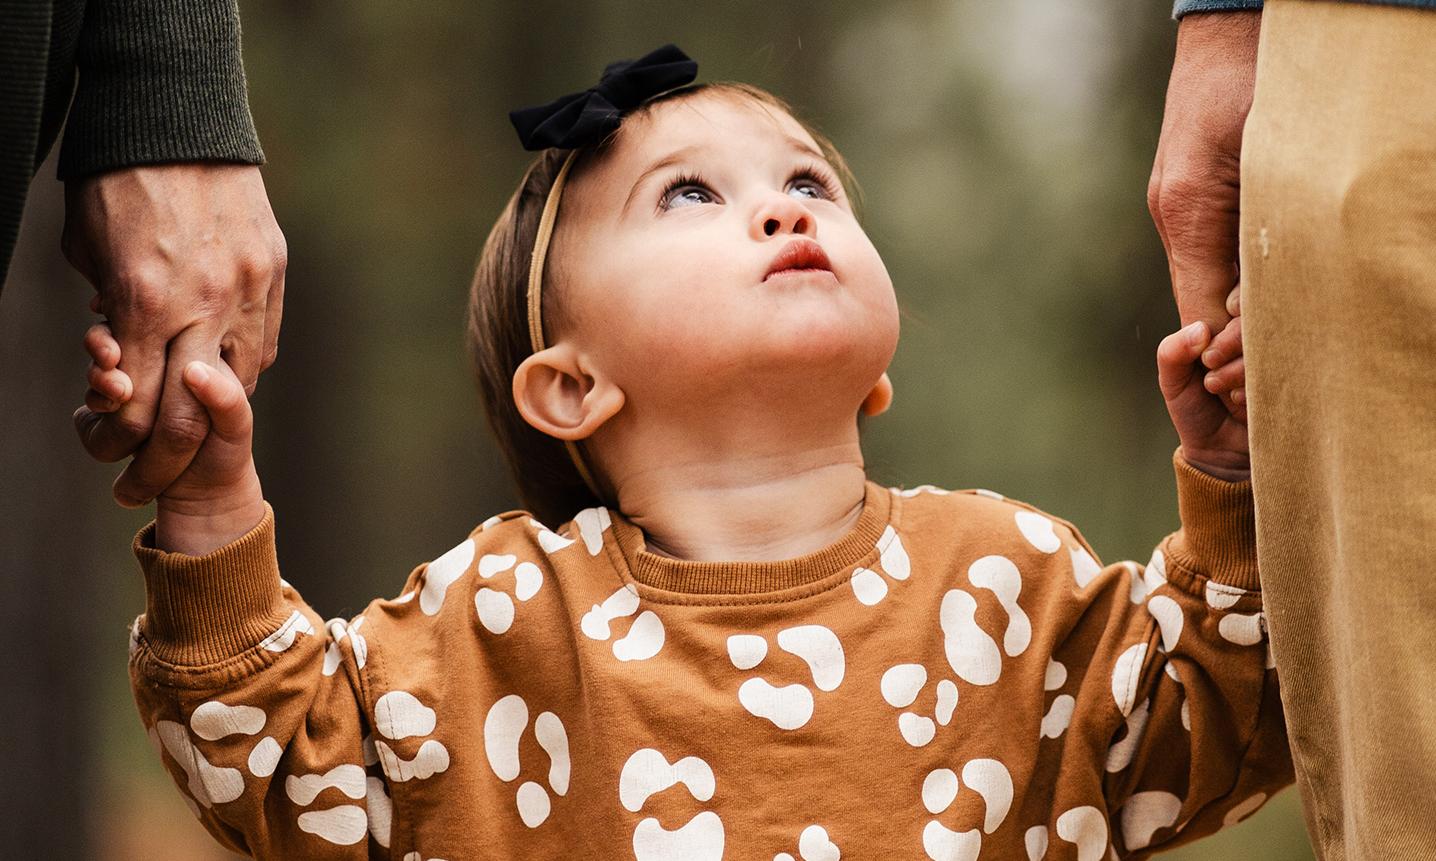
604, 480, 893, 602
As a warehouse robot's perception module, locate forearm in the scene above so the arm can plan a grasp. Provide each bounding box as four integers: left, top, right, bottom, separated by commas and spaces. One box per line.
155, 467, 266, 555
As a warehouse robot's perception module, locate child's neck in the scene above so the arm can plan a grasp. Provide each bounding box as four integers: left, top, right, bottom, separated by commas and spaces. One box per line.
609, 441, 868, 563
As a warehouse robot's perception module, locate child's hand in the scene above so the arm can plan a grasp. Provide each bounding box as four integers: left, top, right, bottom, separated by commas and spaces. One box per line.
82, 325, 263, 551
1158, 287, 1249, 481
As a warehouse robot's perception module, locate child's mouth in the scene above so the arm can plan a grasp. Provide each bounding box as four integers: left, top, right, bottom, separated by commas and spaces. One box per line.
764, 239, 834, 282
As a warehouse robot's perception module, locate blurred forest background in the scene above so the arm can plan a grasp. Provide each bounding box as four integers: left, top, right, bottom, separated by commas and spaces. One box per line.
0, 0, 1314, 858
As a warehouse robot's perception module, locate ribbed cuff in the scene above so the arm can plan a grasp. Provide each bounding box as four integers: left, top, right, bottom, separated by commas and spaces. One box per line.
1164, 448, 1259, 590
1173, 0, 1264, 20
132, 502, 289, 666
58, 0, 264, 180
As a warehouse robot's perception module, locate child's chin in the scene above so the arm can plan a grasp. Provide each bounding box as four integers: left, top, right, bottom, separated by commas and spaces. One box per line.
756, 314, 893, 367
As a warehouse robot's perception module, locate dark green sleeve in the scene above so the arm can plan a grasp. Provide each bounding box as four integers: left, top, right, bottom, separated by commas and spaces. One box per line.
57, 0, 265, 180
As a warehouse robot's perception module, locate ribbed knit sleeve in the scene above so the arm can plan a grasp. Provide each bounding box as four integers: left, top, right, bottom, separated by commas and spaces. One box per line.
58, 0, 264, 180
1163, 448, 1259, 590
131, 502, 289, 666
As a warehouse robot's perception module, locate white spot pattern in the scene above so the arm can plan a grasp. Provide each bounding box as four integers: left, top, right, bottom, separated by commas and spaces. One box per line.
1105, 698, 1151, 773
620, 748, 724, 861
297, 805, 368, 845
1111, 643, 1148, 717
419, 538, 476, 615
582, 585, 665, 661
940, 589, 1002, 686
261, 610, 315, 653
1015, 511, 1061, 554
1070, 547, 1101, 588
731, 626, 845, 730
967, 555, 1031, 656
374, 690, 449, 785
190, 701, 265, 741
1120, 790, 1182, 850
774, 824, 841, 861
286, 764, 366, 805
850, 526, 911, 606
482, 695, 570, 827
1055, 806, 1108, 861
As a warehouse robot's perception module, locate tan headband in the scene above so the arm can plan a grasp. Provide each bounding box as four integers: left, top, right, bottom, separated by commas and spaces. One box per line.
526, 150, 606, 502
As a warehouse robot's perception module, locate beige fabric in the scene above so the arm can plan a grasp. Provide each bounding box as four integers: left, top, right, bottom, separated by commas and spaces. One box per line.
127, 453, 1290, 859
1241, 2, 1436, 858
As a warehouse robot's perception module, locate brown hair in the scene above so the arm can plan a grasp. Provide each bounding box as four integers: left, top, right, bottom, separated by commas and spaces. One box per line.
466, 82, 859, 527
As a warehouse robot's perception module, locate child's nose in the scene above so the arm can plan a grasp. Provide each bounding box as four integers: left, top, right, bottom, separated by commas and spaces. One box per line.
752, 192, 814, 240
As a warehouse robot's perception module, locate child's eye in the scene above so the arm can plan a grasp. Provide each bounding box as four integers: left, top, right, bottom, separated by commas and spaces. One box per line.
659, 173, 716, 210
788, 164, 840, 201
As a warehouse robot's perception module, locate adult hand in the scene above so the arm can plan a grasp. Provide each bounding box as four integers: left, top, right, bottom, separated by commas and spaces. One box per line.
63, 163, 285, 507
1148, 11, 1261, 335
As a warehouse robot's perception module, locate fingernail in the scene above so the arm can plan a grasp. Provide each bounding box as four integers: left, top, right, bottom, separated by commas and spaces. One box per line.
1184, 321, 1205, 342
1232, 388, 1246, 404
115, 493, 144, 509
1204, 372, 1219, 391
1201, 349, 1218, 368
187, 362, 209, 384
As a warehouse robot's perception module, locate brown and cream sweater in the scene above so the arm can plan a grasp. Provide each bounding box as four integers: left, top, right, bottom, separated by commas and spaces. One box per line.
127, 451, 1293, 860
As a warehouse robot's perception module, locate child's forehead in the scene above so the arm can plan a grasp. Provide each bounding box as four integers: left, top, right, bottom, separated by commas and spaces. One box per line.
600, 92, 820, 181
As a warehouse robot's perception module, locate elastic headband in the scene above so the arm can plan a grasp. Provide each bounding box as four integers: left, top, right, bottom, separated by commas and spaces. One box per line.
509, 45, 698, 503
524, 149, 601, 498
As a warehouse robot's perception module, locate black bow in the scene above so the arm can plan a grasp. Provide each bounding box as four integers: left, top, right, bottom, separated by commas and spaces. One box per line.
509, 45, 698, 151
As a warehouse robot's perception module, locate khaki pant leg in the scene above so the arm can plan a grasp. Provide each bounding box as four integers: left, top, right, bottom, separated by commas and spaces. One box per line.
1241, 2, 1436, 858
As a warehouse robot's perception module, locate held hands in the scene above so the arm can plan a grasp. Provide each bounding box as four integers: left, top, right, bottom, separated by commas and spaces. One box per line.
1158, 285, 1249, 482
85, 325, 264, 555
64, 163, 285, 508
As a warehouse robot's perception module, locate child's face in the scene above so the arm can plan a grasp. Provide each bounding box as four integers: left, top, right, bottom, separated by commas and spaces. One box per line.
553, 91, 899, 422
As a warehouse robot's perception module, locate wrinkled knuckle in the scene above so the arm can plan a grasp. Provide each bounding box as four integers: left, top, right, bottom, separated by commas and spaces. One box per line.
1155, 173, 1218, 220
234, 247, 274, 285
109, 412, 155, 442
112, 267, 169, 316
159, 412, 211, 449
269, 233, 289, 275
1145, 174, 1164, 219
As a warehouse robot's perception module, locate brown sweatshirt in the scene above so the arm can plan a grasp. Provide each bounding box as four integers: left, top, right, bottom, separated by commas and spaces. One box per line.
127, 451, 1293, 860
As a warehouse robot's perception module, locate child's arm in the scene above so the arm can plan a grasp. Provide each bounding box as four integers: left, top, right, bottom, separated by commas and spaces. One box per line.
88, 328, 394, 858
1079, 300, 1290, 854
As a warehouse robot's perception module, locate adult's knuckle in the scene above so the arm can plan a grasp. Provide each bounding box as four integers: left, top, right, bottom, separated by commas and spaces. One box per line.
112, 267, 169, 316
1146, 171, 1164, 220
234, 247, 273, 284
269, 231, 289, 275
157, 412, 211, 449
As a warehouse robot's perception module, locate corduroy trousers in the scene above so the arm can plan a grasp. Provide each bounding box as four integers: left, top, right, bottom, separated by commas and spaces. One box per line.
1241, 2, 1436, 858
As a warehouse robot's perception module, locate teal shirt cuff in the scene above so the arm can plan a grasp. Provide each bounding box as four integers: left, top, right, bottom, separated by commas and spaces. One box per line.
1173, 0, 1263, 20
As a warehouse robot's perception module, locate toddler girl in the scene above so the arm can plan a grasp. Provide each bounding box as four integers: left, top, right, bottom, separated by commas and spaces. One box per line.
91, 45, 1290, 860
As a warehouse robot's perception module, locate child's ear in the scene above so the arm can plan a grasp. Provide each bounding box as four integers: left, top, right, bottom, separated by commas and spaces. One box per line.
861, 372, 893, 417
512, 345, 625, 440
